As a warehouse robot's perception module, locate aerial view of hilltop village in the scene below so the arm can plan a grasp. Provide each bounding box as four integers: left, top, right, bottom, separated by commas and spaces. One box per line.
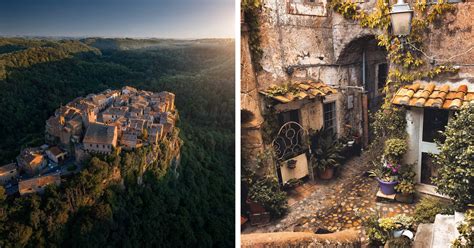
0, 86, 178, 196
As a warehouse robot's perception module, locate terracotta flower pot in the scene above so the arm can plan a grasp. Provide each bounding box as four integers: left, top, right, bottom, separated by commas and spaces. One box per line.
246, 199, 266, 214
318, 167, 335, 180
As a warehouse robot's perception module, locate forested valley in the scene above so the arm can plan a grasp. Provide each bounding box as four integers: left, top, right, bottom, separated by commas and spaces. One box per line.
0, 37, 235, 247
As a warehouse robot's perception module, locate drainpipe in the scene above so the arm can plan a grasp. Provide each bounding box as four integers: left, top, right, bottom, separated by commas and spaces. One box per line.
361, 50, 369, 148
362, 50, 366, 89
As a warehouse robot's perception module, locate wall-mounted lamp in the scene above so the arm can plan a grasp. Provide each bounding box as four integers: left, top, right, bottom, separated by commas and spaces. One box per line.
390, 0, 414, 36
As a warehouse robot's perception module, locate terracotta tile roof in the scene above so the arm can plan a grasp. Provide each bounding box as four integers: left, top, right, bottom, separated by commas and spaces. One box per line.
48, 146, 64, 157
0, 163, 17, 175
19, 174, 61, 195
83, 122, 117, 145
260, 81, 338, 103
391, 81, 474, 110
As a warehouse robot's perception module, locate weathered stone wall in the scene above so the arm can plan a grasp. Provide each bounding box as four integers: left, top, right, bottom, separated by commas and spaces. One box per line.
424, 3, 474, 81
241, 230, 361, 248
253, 0, 386, 140
241, 22, 265, 174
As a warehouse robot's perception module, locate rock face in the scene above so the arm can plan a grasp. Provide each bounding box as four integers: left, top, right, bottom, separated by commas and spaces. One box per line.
241, 230, 361, 248
241, 22, 265, 174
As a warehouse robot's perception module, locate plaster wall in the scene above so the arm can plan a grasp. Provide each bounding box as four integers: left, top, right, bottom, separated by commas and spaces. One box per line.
405, 108, 422, 182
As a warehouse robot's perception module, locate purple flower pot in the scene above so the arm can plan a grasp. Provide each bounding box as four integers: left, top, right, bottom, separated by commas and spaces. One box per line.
377, 178, 399, 195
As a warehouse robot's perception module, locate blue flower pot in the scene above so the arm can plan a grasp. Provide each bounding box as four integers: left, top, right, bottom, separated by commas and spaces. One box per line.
377, 178, 398, 195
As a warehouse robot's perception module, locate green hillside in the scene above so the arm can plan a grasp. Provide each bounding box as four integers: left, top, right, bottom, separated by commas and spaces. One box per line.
0, 38, 235, 247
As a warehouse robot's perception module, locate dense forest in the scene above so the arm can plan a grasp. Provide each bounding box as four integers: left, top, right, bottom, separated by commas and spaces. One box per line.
0, 38, 235, 247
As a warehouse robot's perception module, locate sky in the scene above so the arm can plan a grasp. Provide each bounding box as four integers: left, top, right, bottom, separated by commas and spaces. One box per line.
0, 0, 235, 38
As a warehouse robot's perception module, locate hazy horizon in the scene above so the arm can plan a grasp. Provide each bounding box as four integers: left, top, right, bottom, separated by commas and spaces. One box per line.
0, 0, 235, 39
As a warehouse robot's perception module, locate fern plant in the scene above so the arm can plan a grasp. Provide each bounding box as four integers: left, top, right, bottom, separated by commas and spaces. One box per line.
309, 129, 344, 171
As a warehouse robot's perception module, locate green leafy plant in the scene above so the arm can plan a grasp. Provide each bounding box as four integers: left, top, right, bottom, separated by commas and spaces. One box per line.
364, 213, 389, 245
265, 83, 301, 97
395, 164, 416, 194
282, 178, 303, 190
414, 197, 454, 223
369, 161, 399, 182
379, 217, 397, 231
395, 179, 415, 194
242, 0, 263, 71
433, 106, 474, 211
453, 209, 474, 247
391, 214, 414, 230
386, 236, 412, 248
309, 129, 344, 171
248, 176, 288, 218
384, 138, 407, 163
364, 213, 414, 246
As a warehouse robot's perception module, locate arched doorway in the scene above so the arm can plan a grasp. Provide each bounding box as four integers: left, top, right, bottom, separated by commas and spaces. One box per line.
337, 35, 388, 112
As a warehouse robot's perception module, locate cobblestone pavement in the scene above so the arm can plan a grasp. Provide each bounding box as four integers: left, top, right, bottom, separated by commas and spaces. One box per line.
242, 154, 417, 243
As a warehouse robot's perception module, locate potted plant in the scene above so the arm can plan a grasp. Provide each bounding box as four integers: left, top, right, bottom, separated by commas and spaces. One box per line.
394, 164, 416, 203
369, 161, 400, 195
286, 159, 297, 169
309, 129, 344, 180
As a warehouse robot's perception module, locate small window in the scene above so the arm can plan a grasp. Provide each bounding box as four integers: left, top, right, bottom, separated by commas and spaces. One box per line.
278, 109, 300, 126
323, 102, 337, 135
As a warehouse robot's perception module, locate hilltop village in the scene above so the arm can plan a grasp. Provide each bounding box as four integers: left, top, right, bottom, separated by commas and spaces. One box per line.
0, 86, 177, 196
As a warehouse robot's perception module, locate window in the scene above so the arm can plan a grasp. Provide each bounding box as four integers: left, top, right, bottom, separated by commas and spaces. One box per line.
422, 108, 449, 143
323, 102, 337, 135
278, 109, 300, 126
377, 63, 388, 93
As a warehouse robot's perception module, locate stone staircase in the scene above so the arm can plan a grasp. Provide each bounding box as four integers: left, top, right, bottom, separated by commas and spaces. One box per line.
413, 214, 458, 248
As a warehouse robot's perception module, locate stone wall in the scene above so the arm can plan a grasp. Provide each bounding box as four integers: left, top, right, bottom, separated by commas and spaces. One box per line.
241, 230, 361, 248
241, 22, 265, 174
424, 3, 474, 81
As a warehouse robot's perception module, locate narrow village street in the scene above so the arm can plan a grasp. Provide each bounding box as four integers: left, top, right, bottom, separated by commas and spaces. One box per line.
242, 153, 416, 243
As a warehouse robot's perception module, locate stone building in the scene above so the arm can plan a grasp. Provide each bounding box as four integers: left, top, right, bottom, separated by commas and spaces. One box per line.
45, 146, 67, 164
241, 0, 474, 187
83, 122, 118, 154
45, 106, 83, 152
17, 148, 47, 176
18, 173, 61, 195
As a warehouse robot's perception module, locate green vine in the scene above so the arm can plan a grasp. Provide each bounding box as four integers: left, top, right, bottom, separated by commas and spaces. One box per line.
242, 0, 264, 71
331, 0, 458, 106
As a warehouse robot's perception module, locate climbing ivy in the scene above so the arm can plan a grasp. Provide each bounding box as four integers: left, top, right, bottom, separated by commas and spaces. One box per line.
242, 0, 264, 71
331, 0, 457, 105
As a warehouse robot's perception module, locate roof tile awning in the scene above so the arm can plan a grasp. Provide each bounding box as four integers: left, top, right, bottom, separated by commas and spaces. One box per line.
391, 81, 474, 110
260, 81, 337, 103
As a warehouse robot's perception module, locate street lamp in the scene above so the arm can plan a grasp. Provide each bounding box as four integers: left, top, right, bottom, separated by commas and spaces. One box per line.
390, 0, 414, 36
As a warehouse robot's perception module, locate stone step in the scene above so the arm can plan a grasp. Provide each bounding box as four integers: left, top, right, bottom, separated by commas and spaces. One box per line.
413, 223, 433, 248
432, 214, 456, 248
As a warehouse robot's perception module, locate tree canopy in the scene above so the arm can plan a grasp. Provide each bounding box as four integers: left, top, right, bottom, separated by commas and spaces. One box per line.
0, 37, 235, 247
